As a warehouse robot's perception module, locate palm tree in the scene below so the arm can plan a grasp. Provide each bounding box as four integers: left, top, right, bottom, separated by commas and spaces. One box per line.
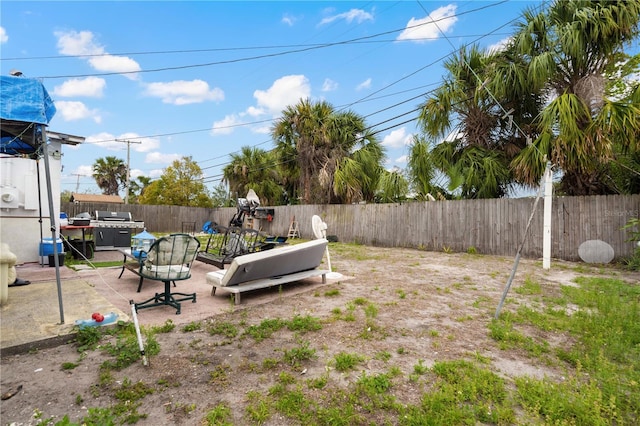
417, 46, 519, 198
272, 98, 385, 204
92, 156, 126, 195
376, 168, 409, 203
406, 135, 446, 200
222, 146, 282, 205
509, 0, 640, 195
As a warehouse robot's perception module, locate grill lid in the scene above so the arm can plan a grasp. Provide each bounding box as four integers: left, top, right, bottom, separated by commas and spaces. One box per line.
95, 210, 132, 221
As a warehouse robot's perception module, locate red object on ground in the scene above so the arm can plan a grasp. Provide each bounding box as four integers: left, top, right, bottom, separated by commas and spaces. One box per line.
94, 314, 104, 322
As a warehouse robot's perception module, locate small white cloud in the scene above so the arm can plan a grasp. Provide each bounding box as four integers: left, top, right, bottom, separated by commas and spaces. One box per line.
74, 165, 94, 176
396, 4, 457, 43
55, 30, 103, 55
487, 37, 510, 54
89, 55, 141, 80
254, 74, 311, 115
55, 30, 141, 79
145, 80, 224, 105
211, 115, 243, 135
145, 152, 181, 164
395, 155, 408, 164
322, 78, 338, 92
129, 169, 144, 179
0, 26, 8, 43
251, 125, 272, 135
54, 100, 101, 123
84, 132, 159, 153
53, 77, 106, 98
245, 106, 265, 117
319, 8, 374, 26
382, 127, 413, 148
148, 169, 164, 178
356, 78, 372, 91
282, 14, 298, 26
117, 133, 160, 153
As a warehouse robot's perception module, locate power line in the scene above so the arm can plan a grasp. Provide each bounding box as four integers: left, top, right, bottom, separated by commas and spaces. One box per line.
1, 33, 514, 62
26, 2, 511, 80
56, 1, 528, 189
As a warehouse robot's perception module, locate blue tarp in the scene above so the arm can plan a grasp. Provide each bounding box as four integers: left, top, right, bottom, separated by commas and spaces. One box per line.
0, 75, 56, 124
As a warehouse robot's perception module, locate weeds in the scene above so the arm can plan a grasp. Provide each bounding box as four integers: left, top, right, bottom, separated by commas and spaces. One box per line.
244, 318, 287, 342
283, 340, 317, 367
181, 321, 202, 332
206, 320, 239, 339
493, 276, 640, 423
333, 352, 364, 372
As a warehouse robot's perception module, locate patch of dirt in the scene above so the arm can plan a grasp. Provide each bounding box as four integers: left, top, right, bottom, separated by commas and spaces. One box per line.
2, 246, 638, 425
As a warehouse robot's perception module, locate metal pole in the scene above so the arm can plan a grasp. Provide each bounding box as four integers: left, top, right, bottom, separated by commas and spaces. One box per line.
41, 127, 65, 324
125, 140, 130, 204
130, 300, 148, 366
542, 162, 553, 269
495, 161, 551, 319
115, 139, 141, 205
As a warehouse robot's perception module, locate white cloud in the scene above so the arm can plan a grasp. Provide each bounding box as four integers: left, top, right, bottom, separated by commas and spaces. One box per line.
281, 14, 298, 26
55, 30, 102, 55
53, 77, 106, 98
356, 78, 372, 91
395, 155, 408, 164
487, 37, 510, 54
245, 106, 265, 117
145, 152, 181, 164
129, 169, 144, 179
254, 74, 311, 115
84, 132, 159, 153
0, 26, 8, 43
148, 169, 165, 179
144, 80, 224, 105
54, 100, 102, 123
251, 125, 272, 135
396, 4, 457, 43
117, 133, 160, 153
382, 127, 413, 148
211, 114, 243, 135
322, 78, 338, 92
319, 8, 374, 26
55, 30, 141, 79
74, 165, 93, 176
89, 55, 141, 80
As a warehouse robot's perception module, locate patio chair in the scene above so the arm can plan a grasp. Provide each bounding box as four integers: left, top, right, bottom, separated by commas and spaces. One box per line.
132, 233, 200, 314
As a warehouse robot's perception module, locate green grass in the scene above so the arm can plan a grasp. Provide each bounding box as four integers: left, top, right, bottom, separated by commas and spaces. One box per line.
492, 276, 640, 424
333, 352, 365, 372
206, 320, 239, 339
35, 271, 640, 425
282, 340, 317, 367
243, 318, 287, 342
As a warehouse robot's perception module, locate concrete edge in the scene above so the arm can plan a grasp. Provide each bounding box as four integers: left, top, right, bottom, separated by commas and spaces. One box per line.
0, 321, 126, 357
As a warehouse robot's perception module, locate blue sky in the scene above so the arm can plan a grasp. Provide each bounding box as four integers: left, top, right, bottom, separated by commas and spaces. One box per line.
2, 1, 545, 197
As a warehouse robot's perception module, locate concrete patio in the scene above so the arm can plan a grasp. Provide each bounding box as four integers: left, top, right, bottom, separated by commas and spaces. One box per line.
0, 247, 337, 355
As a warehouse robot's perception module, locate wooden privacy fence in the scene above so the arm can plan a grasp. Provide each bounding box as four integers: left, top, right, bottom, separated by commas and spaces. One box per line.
63, 194, 639, 261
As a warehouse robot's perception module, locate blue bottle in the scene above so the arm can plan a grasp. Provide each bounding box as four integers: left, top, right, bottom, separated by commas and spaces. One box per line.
74, 312, 119, 328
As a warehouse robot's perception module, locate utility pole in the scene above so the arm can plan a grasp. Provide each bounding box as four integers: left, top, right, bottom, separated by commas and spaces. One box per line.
71, 173, 82, 193
115, 139, 141, 204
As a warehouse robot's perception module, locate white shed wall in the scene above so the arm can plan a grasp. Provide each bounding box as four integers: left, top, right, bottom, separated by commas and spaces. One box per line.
0, 141, 63, 263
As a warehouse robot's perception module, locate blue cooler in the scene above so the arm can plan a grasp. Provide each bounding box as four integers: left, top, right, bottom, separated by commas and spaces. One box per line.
39, 238, 64, 266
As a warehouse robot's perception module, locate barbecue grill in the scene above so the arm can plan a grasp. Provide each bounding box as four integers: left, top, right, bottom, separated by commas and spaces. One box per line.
92, 210, 144, 250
